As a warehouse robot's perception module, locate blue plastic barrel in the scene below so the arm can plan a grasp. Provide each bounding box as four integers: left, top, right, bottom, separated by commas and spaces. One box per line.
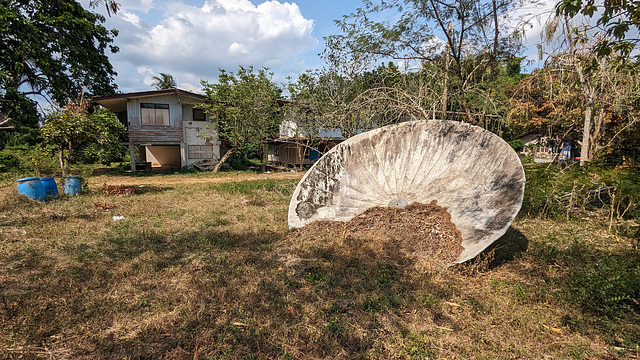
40, 177, 59, 197
63, 176, 82, 196
17, 177, 46, 201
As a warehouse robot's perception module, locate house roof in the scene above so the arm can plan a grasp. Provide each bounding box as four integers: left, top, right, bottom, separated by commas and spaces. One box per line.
92, 88, 206, 113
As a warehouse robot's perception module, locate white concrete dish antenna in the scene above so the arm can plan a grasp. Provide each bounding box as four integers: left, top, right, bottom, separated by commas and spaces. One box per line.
288, 120, 526, 263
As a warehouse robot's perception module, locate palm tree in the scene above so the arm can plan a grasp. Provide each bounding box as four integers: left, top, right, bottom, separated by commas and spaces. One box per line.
89, 0, 119, 15
151, 73, 177, 90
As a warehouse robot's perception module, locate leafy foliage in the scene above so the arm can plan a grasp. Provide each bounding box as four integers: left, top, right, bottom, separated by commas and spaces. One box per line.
508, 139, 525, 152
287, 62, 423, 140
507, 68, 584, 140
41, 108, 127, 174
200, 66, 282, 171
556, 0, 640, 63
327, 0, 523, 125
521, 162, 640, 222
568, 256, 640, 319
0, 0, 118, 127
151, 73, 177, 90
0, 143, 58, 181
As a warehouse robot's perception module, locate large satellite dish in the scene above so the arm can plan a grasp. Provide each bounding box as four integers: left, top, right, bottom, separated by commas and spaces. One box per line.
288, 120, 525, 264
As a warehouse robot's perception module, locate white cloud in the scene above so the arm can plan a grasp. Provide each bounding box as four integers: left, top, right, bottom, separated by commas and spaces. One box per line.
228, 42, 251, 56
504, 0, 557, 69
120, 11, 144, 28
119, 0, 155, 13
137, 66, 155, 86
108, 0, 317, 91
179, 82, 202, 93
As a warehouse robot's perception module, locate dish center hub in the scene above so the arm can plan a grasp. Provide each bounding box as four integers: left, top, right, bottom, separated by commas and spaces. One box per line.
388, 198, 408, 208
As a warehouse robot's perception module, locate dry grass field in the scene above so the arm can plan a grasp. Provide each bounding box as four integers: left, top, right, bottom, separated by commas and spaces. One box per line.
0, 169, 638, 359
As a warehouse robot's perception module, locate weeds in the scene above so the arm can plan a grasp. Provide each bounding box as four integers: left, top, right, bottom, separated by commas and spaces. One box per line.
0, 168, 638, 359
568, 256, 640, 319
521, 162, 640, 225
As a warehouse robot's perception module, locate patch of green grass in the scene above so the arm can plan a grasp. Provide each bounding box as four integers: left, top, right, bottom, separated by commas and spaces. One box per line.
567, 256, 640, 320
522, 162, 640, 222
210, 179, 297, 196
362, 296, 388, 314
326, 317, 346, 336
303, 266, 326, 282
403, 332, 439, 359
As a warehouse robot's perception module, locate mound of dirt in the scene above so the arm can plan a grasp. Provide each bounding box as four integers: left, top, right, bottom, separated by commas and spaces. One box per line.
297, 200, 464, 264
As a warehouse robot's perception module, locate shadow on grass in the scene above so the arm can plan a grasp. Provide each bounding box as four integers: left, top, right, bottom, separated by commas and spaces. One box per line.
73, 227, 462, 358
486, 226, 529, 268
99, 184, 173, 196
453, 226, 528, 275
3, 220, 639, 359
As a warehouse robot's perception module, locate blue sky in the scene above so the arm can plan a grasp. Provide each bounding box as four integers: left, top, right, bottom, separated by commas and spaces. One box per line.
85, 0, 556, 95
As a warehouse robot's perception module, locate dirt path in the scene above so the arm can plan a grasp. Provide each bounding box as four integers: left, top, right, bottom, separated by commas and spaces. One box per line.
89, 171, 304, 187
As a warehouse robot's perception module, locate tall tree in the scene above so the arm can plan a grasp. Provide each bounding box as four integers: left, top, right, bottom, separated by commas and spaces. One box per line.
151, 73, 177, 90
327, 0, 522, 124
0, 0, 118, 128
556, 0, 640, 64
287, 63, 435, 142
539, 14, 640, 164
200, 66, 282, 172
508, 19, 640, 163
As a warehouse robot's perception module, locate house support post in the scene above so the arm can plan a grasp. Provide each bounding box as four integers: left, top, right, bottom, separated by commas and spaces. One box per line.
129, 143, 136, 174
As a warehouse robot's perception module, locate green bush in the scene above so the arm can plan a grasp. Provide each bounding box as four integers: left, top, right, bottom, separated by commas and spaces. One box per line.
521, 163, 640, 221
0, 153, 20, 172
0, 144, 59, 186
41, 108, 127, 173
567, 257, 640, 319
0, 127, 40, 149
0, 144, 59, 175
508, 139, 525, 152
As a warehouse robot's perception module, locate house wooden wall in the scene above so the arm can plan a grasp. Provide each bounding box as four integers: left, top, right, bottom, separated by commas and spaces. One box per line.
126, 94, 185, 144
268, 143, 313, 167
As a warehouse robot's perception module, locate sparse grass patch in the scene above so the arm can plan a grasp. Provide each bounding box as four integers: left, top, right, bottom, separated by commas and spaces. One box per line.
0, 168, 638, 359
210, 178, 297, 196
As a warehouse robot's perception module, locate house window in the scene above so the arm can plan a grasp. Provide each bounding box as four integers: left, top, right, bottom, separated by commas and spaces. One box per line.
141, 103, 169, 126
193, 108, 205, 121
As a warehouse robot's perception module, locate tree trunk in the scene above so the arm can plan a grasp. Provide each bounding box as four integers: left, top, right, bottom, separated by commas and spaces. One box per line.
490, 0, 499, 79
580, 99, 593, 166
59, 149, 65, 173
462, 101, 477, 125
442, 22, 452, 120
575, 61, 595, 166
213, 147, 236, 172
590, 107, 604, 159
298, 144, 304, 170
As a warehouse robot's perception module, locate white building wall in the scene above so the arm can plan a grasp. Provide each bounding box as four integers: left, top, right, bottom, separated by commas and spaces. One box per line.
183, 121, 220, 168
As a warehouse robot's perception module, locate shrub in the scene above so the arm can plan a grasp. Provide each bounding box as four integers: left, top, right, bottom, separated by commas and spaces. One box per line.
0, 144, 59, 177
521, 162, 640, 222
0, 153, 20, 172
567, 257, 640, 319
508, 139, 525, 152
